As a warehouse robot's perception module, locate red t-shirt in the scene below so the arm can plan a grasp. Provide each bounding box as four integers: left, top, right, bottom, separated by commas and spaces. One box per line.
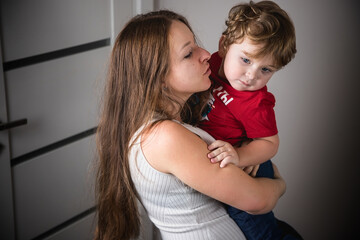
199, 52, 278, 146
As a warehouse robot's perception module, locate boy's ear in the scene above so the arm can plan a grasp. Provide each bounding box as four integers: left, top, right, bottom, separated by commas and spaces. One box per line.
218, 35, 226, 58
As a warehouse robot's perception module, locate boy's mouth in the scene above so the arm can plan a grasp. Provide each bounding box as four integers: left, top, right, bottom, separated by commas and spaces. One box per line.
240, 80, 250, 87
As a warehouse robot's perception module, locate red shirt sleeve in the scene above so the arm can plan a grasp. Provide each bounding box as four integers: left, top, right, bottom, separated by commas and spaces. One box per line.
235, 89, 278, 139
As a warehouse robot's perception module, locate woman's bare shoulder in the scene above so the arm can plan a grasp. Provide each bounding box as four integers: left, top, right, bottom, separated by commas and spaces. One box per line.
143, 120, 189, 144
141, 120, 207, 173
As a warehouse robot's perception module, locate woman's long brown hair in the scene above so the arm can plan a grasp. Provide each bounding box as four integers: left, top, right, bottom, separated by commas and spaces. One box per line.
94, 10, 208, 240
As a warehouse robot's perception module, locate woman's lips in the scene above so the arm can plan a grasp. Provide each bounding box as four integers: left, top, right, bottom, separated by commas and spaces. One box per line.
204, 66, 211, 75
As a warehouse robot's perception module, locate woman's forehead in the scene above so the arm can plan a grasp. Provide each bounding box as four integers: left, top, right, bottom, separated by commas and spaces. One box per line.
169, 21, 194, 51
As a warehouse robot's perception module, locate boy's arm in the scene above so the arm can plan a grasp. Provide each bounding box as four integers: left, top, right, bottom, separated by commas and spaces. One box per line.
208, 134, 279, 168
237, 134, 279, 167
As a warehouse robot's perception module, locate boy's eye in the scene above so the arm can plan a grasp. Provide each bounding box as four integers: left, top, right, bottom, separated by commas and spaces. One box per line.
262, 67, 272, 73
241, 57, 250, 64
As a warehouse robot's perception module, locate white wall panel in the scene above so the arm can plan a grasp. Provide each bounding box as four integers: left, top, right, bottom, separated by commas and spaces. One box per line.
0, 0, 111, 61
43, 212, 96, 240
13, 136, 96, 240
6, 47, 109, 158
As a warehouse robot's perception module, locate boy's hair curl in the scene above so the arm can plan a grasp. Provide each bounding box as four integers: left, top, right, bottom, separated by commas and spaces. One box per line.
222, 1, 296, 68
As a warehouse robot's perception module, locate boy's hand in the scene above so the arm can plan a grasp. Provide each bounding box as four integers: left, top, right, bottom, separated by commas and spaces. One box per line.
207, 140, 240, 168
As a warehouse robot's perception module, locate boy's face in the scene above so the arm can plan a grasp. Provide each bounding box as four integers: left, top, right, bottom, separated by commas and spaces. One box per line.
219, 37, 277, 91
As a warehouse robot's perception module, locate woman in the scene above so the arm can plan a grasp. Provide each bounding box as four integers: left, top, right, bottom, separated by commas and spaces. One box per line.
95, 10, 286, 240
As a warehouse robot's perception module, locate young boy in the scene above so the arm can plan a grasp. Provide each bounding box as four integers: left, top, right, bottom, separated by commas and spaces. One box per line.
199, 1, 299, 239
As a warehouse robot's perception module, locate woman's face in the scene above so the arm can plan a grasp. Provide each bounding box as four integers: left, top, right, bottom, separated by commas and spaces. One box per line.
166, 20, 211, 102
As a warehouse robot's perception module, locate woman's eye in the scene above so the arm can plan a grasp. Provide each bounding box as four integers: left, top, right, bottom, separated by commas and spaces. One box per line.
241, 57, 250, 64
184, 51, 193, 59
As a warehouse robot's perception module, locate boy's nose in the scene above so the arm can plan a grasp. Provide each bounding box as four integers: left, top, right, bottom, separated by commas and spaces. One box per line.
246, 70, 256, 81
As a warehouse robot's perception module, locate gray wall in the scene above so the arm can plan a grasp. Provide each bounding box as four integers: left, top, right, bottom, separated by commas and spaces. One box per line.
156, 0, 360, 239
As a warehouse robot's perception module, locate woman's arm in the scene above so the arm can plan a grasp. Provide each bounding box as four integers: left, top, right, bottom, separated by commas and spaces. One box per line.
142, 120, 285, 214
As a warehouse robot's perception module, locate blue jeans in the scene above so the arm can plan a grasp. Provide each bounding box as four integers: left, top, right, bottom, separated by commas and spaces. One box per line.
227, 160, 302, 240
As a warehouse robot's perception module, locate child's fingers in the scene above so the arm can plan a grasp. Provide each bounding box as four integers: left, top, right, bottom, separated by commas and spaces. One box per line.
219, 157, 233, 168
208, 142, 233, 159
209, 151, 228, 163
207, 147, 221, 159
208, 140, 227, 151
207, 140, 239, 168
208, 145, 234, 160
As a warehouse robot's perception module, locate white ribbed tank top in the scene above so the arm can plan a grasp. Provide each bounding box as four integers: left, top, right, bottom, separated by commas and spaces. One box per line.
129, 121, 245, 240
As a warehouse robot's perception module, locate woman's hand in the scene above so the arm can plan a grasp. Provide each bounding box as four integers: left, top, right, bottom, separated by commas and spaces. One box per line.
242, 164, 260, 177
207, 140, 240, 168
271, 163, 286, 197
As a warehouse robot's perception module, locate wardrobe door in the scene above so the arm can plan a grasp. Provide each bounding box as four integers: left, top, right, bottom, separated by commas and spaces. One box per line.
0, 0, 159, 239
0, 0, 111, 239
12, 136, 96, 240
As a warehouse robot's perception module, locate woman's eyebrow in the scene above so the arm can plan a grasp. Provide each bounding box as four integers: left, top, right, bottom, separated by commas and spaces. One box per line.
181, 41, 191, 50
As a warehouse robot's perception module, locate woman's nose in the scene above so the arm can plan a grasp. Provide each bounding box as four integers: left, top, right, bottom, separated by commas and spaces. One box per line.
200, 47, 211, 62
